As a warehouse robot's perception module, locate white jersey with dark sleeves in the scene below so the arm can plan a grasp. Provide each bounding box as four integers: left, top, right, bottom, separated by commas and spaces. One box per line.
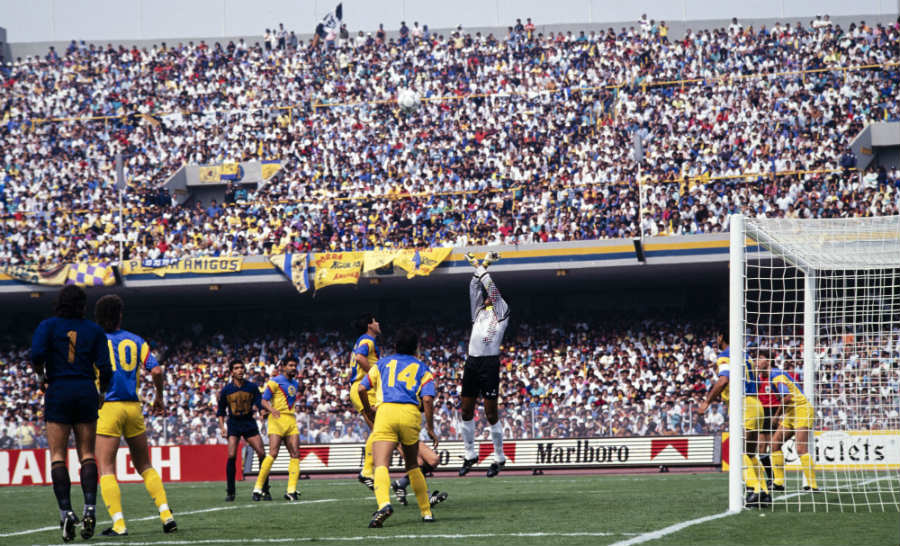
467, 271, 509, 357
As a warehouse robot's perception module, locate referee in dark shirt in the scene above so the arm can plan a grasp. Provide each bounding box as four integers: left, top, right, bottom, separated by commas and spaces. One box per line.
217, 360, 270, 501
31, 286, 113, 542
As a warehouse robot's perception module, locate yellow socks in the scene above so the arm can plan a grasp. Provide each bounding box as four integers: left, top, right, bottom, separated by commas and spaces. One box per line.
771, 451, 785, 486
408, 467, 432, 518
100, 474, 126, 533
255, 455, 274, 492
373, 466, 391, 509
362, 435, 374, 478
742, 454, 760, 493
287, 458, 300, 493
140, 468, 172, 522
751, 456, 769, 493
800, 453, 818, 489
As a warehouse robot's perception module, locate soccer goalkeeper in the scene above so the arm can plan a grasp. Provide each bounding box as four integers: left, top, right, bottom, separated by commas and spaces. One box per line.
458, 251, 510, 478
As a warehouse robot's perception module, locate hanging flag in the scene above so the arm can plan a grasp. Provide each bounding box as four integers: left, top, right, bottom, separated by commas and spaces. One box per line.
312, 251, 362, 291
393, 248, 451, 279
315, 3, 343, 38
270, 253, 310, 293
67, 262, 116, 287
363, 249, 399, 273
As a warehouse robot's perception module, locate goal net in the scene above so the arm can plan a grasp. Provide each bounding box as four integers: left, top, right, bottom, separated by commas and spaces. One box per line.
729, 215, 900, 512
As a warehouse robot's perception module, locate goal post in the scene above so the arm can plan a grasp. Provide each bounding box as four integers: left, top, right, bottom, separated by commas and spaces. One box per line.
729, 214, 900, 512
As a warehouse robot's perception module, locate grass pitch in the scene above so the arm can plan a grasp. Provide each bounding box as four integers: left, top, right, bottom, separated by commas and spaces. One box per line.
0, 472, 896, 545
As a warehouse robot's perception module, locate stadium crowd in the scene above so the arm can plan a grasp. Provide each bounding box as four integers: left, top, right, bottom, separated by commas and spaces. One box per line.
2, 16, 900, 265
2, 317, 898, 448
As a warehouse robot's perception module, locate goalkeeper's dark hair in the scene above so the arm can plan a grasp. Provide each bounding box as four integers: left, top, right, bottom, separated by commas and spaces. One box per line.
353, 312, 376, 335
56, 285, 87, 319
395, 327, 418, 355
94, 294, 123, 332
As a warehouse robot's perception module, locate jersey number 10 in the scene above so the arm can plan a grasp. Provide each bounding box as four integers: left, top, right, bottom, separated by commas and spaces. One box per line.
107, 339, 139, 372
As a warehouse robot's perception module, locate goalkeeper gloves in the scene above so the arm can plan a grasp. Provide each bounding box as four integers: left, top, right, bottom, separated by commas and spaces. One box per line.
482, 251, 501, 268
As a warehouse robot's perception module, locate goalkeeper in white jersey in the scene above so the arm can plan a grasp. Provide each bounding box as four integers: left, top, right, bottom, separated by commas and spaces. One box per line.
458, 251, 510, 478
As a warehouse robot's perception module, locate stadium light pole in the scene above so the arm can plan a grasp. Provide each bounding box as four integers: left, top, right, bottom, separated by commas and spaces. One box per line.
728, 213, 745, 513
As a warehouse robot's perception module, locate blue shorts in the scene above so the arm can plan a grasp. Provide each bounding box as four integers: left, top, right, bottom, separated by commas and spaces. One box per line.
45, 378, 99, 424
227, 418, 261, 439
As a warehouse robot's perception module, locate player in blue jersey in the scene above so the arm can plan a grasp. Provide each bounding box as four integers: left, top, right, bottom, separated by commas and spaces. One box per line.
93, 295, 176, 536
359, 328, 439, 527
348, 313, 381, 490
252, 358, 303, 501
31, 286, 113, 542
217, 359, 271, 501
698, 330, 770, 508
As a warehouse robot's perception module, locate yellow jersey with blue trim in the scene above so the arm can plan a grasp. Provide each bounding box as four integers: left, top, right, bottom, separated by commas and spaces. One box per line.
262, 374, 299, 413
349, 334, 379, 384
104, 329, 159, 402
769, 369, 811, 408
361, 353, 436, 407
716, 347, 758, 401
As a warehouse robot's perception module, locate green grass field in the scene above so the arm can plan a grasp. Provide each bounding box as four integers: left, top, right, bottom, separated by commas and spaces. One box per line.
1, 472, 897, 546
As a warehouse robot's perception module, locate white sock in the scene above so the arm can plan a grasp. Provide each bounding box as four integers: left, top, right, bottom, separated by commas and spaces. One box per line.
462, 419, 476, 459
490, 420, 506, 463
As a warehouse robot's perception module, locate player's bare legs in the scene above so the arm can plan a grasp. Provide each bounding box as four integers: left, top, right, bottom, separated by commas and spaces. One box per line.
393, 440, 449, 508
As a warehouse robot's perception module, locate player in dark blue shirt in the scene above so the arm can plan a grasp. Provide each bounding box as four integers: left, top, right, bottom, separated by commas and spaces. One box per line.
31, 286, 112, 542
217, 360, 270, 501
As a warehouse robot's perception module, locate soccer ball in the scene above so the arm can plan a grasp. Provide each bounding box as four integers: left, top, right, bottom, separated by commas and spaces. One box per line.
397, 88, 420, 110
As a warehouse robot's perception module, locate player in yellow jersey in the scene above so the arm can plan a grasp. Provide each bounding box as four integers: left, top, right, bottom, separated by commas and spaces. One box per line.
698, 331, 770, 508
93, 295, 176, 536
253, 358, 302, 501
755, 350, 818, 492
348, 313, 381, 489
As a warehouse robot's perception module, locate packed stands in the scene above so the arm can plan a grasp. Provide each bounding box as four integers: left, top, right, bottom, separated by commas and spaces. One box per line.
1, 18, 899, 265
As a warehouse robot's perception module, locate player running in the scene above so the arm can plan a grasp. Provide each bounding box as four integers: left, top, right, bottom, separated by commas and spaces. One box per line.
348, 313, 381, 489
698, 331, 771, 508
459, 251, 510, 478
218, 359, 271, 501
755, 350, 818, 492
359, 328, 439, 527
94, 294, 177, 536
252, 358, 303, 501
31, 286, 112, 542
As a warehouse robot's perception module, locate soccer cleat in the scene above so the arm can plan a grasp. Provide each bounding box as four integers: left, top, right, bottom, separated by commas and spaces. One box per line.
162, 517, 177, 533
252, 490, 263, 501
758, 491, 772, 508
422, 514, 436, 522
458, 456, 478, 476
358, 472, 375, 491
464, 252, 479, 267
368, 504, 393, 528
100, 527, 128, 537
770, 482, 785, 492
262, 490, 273, 501
284, 491, 301, 502
60, 511, 78, 542
80, 510, 96, 540
803, 486, 820, 492
482, 251, 501, 267
224, 494, 236, 502
744, 491, 761, 508
429, 490, 448, 507
391, 480, 408, 506
486, 460, 505, 478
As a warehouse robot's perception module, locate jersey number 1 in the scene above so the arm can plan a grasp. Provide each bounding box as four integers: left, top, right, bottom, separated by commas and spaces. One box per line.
385, 360, 419, 390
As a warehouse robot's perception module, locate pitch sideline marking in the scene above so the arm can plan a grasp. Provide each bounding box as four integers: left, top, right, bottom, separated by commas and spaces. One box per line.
0, 499, 340, 538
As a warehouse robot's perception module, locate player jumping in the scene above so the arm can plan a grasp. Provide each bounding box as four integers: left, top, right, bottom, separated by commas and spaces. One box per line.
459, 251, 510, 478
348, 313, 381, 490
218, 359, 271, 501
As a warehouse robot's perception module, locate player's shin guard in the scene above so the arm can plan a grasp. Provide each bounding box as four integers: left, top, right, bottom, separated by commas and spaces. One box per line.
50, 461, 73, 515
80, 458, 99, 508
461, 419, 476, 459
362, 434, 375, 478
225, 457, 236, 495
408, 467, 432, 517
141, 468, 172, 522
800, 453, 818, 489
373, 466, 391, 509
742, 454, 761, 493
255, 455, 274, 492
100, 474, 126, 532
489, 420, 506, 463
750, 456, 768, 493
771, 451, 785, 486
287, 458, 300, 493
